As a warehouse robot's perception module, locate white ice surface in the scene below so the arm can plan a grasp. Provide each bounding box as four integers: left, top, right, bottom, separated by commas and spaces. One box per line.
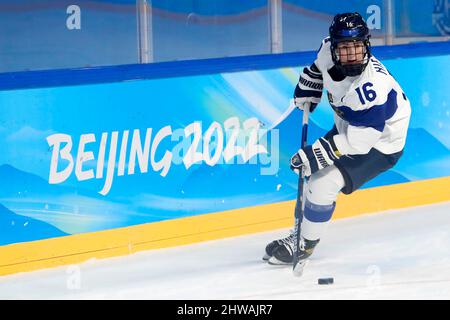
1, 201, 450, 300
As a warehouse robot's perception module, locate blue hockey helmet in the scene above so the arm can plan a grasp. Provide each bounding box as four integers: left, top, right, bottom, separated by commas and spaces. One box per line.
329, 12, 371, 76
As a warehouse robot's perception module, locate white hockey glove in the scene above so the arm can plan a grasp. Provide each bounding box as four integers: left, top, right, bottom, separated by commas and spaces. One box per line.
294, 63, 323, 113
290, 137, 342, 177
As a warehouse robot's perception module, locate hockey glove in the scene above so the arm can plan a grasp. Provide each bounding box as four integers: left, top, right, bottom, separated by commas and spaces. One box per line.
294, 63, 323, 113
290, 137, 342, 177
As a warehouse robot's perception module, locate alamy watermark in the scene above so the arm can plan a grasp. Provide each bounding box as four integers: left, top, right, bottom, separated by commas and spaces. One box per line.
66, 265, 82, 290
367, 5, 382, 30
66, 5, 81, 30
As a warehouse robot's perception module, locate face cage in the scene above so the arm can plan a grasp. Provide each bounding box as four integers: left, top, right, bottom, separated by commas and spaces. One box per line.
331, 39, 371, 76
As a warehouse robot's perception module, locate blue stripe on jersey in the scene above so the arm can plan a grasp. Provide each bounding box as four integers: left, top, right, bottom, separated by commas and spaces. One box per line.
335, 89, 398, 132
303, 200, 336, 223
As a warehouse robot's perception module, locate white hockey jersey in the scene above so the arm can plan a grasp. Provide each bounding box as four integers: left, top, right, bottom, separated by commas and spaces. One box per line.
313, 38, 411, 155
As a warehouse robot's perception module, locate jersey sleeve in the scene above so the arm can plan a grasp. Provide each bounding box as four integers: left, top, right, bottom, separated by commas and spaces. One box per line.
293, 40, 326, 101
313, 37, 332, 74
330, 79, 399, 155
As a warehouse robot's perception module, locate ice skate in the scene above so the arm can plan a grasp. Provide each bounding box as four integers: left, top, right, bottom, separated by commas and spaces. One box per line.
262, 230, 295, 261
267, 236, 319, 266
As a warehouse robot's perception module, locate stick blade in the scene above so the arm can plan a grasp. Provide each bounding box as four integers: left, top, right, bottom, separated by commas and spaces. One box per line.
293, 259, 308, 277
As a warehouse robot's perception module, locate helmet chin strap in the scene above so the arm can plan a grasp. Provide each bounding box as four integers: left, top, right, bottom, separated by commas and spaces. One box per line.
336, 63, 366, 77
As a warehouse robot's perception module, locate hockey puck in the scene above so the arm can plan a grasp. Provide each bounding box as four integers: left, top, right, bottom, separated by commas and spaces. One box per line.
318, 277, 334, 285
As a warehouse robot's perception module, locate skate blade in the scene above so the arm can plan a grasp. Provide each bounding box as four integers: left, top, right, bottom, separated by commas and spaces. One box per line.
267, 256, 292, 266
293, 259, 309, 277
262, 253, 271, 261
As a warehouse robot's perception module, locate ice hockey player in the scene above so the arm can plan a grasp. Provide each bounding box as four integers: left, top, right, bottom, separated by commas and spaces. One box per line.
264, 12, 411, 265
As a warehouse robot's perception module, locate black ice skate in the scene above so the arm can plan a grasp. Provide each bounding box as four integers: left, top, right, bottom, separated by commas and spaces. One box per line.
263, 231, 295, 261
266, 234, 320, 265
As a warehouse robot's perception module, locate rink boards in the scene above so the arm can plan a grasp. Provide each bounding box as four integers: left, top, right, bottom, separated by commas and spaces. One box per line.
0, 42, 450, 275
1, 176, 450, 276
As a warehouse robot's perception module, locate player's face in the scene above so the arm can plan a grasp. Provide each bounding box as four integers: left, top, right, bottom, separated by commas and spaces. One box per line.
337, 41, 365, 65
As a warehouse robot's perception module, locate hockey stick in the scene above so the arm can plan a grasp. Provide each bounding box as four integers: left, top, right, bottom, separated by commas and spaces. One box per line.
293, 102, 310, 276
